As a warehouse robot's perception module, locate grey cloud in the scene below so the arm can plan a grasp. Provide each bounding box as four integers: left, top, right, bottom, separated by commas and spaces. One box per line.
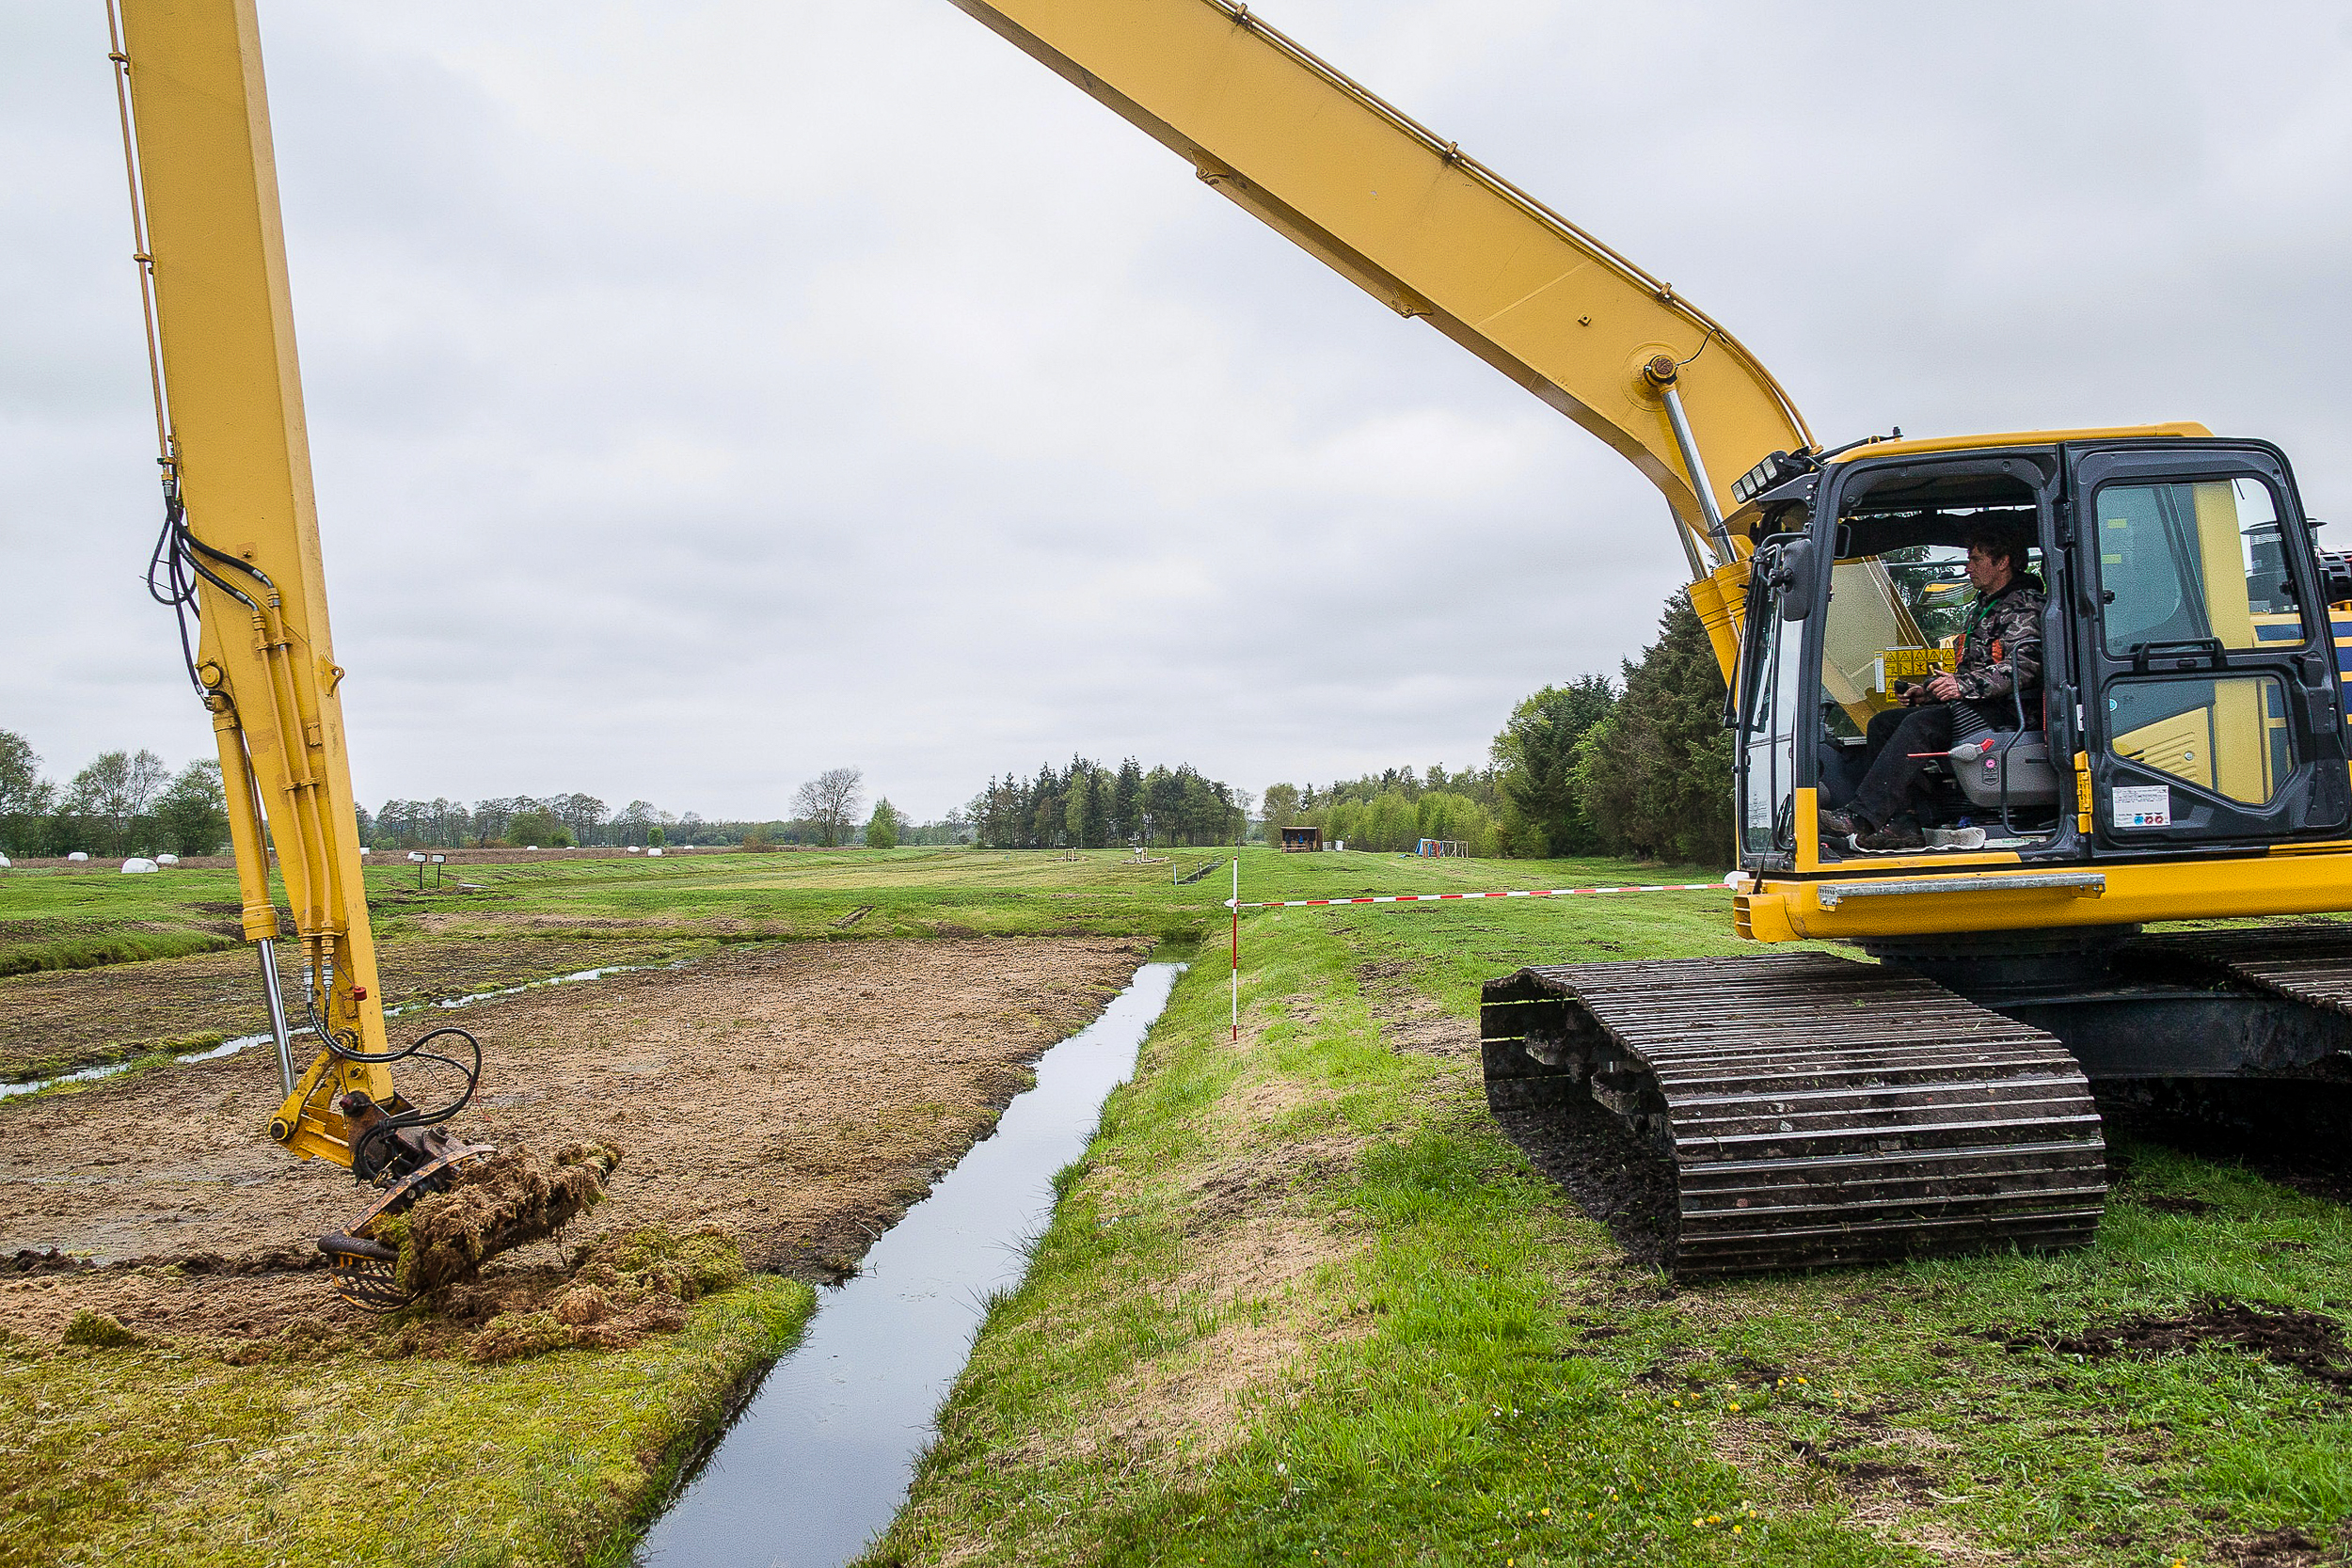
7, 0, 2348, 817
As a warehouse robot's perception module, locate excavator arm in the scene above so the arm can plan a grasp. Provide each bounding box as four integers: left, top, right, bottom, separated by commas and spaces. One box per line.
115, 0, 395, 1152
945, 0, 1815, 673
109, 0, 565, 1307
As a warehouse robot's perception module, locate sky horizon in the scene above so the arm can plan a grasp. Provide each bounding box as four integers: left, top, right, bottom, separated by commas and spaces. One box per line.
9, 1, 2350, 822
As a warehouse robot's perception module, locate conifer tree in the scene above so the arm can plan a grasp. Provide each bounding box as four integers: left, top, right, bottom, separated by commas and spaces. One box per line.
1571, 590, 1734, 866
1110, 757, 1142, 845
1492, 675, 1617, 857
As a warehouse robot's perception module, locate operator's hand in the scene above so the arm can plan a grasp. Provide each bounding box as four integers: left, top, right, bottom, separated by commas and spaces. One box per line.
1926, 673, 1962, 703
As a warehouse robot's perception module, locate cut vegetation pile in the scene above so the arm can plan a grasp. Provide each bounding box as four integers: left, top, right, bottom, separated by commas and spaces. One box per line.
464, 1225, 748, 1363
393, 1141, 625, 1295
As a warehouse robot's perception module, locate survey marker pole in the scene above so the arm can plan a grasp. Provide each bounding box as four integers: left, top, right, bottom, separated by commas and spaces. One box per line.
1230, 856, 1240, 1042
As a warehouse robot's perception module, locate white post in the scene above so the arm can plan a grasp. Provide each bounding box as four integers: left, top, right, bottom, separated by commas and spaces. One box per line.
1230, 856, 1240, 1043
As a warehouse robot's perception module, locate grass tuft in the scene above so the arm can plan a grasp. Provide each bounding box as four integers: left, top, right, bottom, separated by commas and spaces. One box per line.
59, 1310, 141, 1350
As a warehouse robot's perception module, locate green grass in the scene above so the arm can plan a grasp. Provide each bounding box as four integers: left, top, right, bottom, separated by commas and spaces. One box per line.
15, 846, 2349, 1564
0, 845, 1707, 953
867, 891, 2352, 1567
0, 1278, 814, 1568
0, 929, 239, 976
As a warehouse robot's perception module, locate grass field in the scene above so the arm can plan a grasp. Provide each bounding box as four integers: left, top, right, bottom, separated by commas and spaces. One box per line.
869, 863, 2352, 1567
5, 847, 2347, 1566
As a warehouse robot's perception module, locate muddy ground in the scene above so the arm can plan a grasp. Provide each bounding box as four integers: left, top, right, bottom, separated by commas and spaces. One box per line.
0, 936, 1146, 1347
0, 934, 704, 1080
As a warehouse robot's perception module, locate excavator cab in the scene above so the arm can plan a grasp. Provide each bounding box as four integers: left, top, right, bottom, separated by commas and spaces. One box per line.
1732, 435, 2351, 895
1483, 435, 2352, 1280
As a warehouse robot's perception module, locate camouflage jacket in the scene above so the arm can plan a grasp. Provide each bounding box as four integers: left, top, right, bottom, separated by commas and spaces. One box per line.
1951, 574, 2044, 705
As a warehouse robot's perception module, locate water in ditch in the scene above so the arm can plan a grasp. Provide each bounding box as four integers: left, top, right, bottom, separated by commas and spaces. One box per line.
0, 959, 669, 1102
636, 960, 1185, 1568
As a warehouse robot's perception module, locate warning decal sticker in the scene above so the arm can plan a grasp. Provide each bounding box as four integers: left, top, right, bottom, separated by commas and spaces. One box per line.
2112, 784, 2172, 829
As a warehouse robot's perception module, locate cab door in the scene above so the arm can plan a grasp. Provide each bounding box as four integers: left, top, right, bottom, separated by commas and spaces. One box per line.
2070, 445, 2349, 847
1735, 537, 1815, 866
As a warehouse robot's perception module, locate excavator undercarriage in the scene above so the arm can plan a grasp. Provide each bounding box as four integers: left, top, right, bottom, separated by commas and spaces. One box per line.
1482, 923, 2352, 1281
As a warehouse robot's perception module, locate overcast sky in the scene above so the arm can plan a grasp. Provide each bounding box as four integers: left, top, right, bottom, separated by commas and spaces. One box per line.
8, 2, 2350, 821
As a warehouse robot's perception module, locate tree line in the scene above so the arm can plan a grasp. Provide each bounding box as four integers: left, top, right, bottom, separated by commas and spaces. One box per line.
1258, 591, 1733, 865
0, 736, 950, 857
966, 757, 1246, 849
0, 735, 229, 858
365, 766, 954, 850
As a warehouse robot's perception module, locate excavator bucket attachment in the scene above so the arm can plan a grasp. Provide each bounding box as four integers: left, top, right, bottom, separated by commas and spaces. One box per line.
320, 1091, 622, 1310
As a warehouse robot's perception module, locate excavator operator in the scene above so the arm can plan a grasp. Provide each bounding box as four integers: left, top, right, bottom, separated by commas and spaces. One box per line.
1822, 527, 2044, 851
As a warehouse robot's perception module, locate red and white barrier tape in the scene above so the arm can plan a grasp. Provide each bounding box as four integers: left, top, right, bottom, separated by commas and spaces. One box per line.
1226, 881, 1724, 910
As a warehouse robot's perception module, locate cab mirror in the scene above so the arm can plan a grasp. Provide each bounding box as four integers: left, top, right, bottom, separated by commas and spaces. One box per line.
1772, 537, 1818, 622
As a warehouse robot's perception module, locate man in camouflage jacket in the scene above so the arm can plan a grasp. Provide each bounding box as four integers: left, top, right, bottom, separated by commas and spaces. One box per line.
1822, 528, 2045, 851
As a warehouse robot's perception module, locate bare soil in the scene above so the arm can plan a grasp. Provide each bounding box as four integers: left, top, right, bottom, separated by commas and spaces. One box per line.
2219, 1521, 2352, 1567
0, 934, 697, 1080
0, 937, 1145, 1349
1997, 1300, 2352, 1390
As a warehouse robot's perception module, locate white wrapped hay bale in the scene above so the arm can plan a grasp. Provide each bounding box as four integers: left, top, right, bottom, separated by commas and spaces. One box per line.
66, 851, 89, 862
155, 853, 179, 866
0, 854, 11, 869
122, 858, 159, 874
647, 847, 664, 857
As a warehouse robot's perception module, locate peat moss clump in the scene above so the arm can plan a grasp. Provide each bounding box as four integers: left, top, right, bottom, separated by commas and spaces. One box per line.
576, 1224, 747, 1302
390, 1141, 624, 1295
464, 1224, 744, 1364
61, 1310, 141, 1350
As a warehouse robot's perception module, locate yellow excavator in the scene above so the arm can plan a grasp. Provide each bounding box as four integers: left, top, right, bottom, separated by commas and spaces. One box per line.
943, 0, 2352, 1276
105, 0, 2351, 1291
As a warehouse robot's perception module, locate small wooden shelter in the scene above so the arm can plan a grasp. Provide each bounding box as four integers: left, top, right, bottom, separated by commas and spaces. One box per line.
1278, 825, 1325, 852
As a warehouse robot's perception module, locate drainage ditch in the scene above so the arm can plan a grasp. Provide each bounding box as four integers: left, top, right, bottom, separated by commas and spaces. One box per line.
636, 960, 1184, 1568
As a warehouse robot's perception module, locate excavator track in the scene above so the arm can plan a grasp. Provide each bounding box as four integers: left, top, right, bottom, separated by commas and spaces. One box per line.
2127, 924, 2352, 1018
1483, 952, 2107, 1280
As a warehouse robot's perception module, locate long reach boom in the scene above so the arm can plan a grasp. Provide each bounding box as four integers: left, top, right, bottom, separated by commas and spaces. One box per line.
947, 0, 1813, 664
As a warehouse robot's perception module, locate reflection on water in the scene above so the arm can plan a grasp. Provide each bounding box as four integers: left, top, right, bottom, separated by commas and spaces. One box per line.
0, 960, 666, 1101
636, 961, 1184, 1568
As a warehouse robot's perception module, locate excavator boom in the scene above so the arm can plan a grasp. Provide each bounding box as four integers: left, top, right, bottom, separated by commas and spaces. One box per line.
947, 0, 1809, 669
116, 0, 390, 1140
112, 0, 609, 1308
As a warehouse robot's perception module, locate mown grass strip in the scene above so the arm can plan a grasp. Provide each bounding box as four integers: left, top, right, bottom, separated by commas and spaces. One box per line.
0, 929, 238, 977
869, 901, 2352, 1567
0, 1278, 813, 1568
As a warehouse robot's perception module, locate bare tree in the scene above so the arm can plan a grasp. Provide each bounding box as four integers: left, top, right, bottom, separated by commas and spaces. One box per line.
791, 767, 866, 847
552, 792, 609, 845
62, 749, 170, 851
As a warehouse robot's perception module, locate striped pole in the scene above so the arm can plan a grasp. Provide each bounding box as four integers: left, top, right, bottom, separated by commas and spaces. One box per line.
1224, 881, 1723, 911
1230, 856, 1240, 1042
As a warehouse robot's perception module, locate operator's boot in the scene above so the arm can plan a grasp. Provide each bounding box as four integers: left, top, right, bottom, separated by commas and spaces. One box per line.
1853, 816, 1926, 853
